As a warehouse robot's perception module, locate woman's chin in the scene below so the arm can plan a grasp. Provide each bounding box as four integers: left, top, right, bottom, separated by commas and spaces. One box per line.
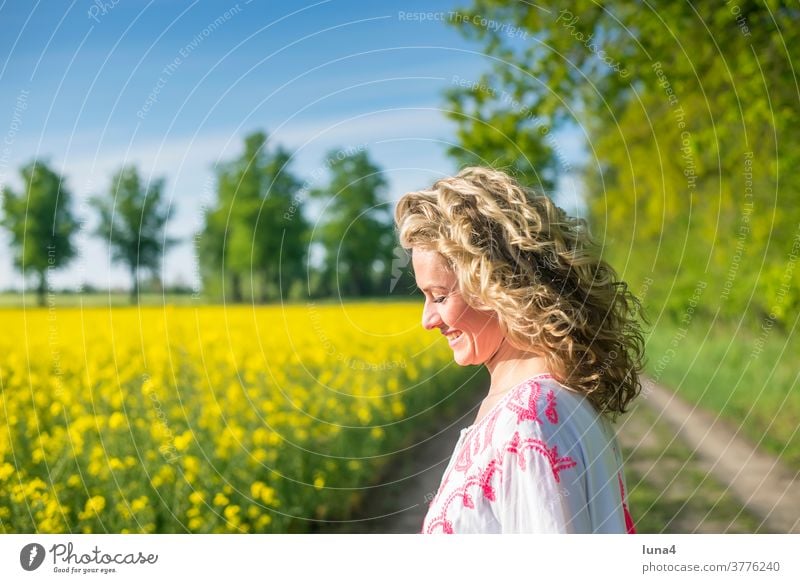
451, 352, 473, 367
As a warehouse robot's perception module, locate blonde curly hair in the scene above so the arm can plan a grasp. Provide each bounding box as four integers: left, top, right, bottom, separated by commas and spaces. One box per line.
394, 166, 648, 419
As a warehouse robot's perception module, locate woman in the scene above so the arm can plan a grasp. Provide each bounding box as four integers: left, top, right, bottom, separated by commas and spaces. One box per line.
394, 166, 648, 534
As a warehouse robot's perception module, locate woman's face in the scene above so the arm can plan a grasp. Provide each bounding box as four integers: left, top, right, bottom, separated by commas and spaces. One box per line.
411, 248, 505, 366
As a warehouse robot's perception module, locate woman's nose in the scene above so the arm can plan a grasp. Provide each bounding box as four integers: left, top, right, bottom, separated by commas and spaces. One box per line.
422, 300, 442, 330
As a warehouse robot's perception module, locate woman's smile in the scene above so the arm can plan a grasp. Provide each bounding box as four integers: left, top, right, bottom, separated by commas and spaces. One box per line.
412, 248, 506, 367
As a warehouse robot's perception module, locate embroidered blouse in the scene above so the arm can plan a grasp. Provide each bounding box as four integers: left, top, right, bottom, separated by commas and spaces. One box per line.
421, 374, 636, 534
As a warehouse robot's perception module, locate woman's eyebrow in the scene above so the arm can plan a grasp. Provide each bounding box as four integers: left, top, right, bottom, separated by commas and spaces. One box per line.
419, 284, 449, 293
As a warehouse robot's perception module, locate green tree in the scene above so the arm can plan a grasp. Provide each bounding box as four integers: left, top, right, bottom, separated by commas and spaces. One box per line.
312, 149, 393, 297
90, 166, 176, 303
1, 160, 78, 306
445, 1, 800, 324
445, 71, 557, 192
200, 131, 308, 302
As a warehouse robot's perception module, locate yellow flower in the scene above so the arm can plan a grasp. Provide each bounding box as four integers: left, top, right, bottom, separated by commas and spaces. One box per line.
131, 496, 147, 512
78, 495, 106, 520
108, 412, 127, 430
183, 455, 200, 480
250, 481, 265, 499
391, 401, 406, 417
261, 486, 276, 506
0, 463, 14, 481
174, 430, 193, 452
0, 303, 459, 533
224, 505, 240, 520
356, 407, 371, 424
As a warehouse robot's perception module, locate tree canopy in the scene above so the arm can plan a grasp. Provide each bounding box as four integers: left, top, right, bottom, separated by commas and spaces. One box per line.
445, 0, 799, 326
91, 165, 176, 302
1, 160, 78, 305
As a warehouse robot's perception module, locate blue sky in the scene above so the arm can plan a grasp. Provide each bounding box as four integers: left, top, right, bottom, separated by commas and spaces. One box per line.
0, 0, 585, 290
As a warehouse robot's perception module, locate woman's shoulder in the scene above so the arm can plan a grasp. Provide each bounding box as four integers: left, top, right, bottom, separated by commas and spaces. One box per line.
487, 375, 612, 450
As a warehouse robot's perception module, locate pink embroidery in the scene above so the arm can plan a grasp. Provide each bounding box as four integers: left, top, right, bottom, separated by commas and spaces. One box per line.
479, 459, 500, 502
423, 375, 594, 534
508, 380, 543, 425
481, 406, 502, 449
454, 436, 473, 472
424, 473, 503, 533
505, 431, 578, 483
545, 389, 559, 424
618, 473, 636, 534
505, 431, 521, 457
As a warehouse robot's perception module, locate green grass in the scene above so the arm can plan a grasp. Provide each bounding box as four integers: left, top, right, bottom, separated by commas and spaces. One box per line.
643, 315, 800, 469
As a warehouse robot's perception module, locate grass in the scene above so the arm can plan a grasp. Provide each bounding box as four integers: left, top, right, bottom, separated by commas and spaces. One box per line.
643, 314, 800, 470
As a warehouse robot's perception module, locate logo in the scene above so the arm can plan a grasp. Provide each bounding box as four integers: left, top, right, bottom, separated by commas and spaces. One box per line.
389, 244, 411, 293
20, 543, 46, 571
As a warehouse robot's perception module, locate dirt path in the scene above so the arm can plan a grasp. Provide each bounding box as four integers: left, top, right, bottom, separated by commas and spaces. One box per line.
324, 376, 799, 533
324, 419, 465, 534
626, 377, 800, 533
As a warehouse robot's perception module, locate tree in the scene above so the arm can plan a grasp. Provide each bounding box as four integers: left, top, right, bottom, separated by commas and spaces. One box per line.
445, 1, 800, 324
0, 160, 78, 306
445, 71, 557, 192
254, 144, 308, 301
90, 166, 176, 303
200, 131, 308, 302
312, 149, 394, 297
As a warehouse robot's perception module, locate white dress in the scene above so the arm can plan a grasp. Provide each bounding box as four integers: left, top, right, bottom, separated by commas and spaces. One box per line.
421, 373, 636, 534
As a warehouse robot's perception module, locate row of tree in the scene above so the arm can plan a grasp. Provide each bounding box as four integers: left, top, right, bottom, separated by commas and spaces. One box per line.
443, 0, 800, 328
0, 131, 398, 305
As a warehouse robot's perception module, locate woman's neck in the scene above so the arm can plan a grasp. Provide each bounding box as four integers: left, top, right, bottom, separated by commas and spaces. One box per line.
484, 338, 554, 397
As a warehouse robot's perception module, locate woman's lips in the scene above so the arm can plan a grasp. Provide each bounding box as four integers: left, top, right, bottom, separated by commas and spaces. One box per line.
442, 329, 463, 346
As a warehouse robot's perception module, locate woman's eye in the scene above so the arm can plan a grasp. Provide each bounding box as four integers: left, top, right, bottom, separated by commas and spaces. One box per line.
433, 295, 447, 304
